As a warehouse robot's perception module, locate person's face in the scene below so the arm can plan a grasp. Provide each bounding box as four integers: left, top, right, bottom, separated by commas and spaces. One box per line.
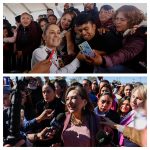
82, 80, 90, 93
44, 24, 61, 48
40, 20, 48, 31
100, 87, 110, 95
54, 82, 62, 96
21, 14, 32, 27
92, 82, 98, 91
130, 90, 144, 110
98, 95, 113, 112
84, 3, 94, 11
60, 14, 72, 30
42, 84, 55, 103
64, 3, 70, 10
78, 22, 96, 41
124, 85, 132, 97
114, 12, 128, 32
120, 100, 131, 113
66, 90, 87, 114
3, 28, 8, 38
3, 93, 11, 108
99, 8, 113, 23
47, 10, 54, 16
48, 16, 57, 24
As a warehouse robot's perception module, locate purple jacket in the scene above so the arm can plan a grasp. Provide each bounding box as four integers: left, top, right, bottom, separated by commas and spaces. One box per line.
104, 27, 147, 72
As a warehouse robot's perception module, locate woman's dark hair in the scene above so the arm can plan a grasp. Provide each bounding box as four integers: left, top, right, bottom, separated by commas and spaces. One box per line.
44, 80, 55, 92
98, 91, 113, 101
100, 5, 114, 11
98, 84, 112, 97
65, 85, 94, 112
117, 96, 132, 115
15, 15, 21, 23
54, 79, 68, 90
124, 83, 134, 95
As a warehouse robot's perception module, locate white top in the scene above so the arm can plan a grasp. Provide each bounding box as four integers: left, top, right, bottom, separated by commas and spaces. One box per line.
31, 46, 80, 73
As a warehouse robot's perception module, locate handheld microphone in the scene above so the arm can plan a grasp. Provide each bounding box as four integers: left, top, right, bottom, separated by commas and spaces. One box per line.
45, 113, 66, 138
96, 130, 116, 147
50, 113, 66, 131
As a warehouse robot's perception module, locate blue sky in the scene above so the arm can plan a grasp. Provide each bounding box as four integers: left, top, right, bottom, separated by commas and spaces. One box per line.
7, 76, 147, 85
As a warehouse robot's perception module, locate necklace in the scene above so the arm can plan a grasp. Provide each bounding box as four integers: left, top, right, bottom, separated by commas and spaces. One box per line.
71, 114, 83, 126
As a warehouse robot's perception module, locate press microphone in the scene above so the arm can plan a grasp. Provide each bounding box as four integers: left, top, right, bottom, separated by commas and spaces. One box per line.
96, 130, 116, 147
50, 113, 66, 130
45, 113, 66, 138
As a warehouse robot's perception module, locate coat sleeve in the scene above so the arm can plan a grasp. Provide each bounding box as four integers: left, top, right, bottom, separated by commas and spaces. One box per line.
103, 37, 145, 67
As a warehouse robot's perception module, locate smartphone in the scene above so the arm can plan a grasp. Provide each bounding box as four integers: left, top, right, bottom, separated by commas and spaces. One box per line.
78, 41, 95, 58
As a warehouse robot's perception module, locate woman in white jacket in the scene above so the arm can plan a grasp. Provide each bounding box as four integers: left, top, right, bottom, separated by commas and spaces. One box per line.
31, 23, 81, 73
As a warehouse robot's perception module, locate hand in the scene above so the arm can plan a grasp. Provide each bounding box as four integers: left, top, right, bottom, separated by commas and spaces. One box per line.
84, 50, 103, 65
36, 109, 54, 123
76, 52, 87, 61
29, 59, 52, 73
37, 127, 56, 141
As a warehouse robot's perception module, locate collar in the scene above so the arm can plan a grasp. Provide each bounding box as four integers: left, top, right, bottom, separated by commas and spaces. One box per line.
94, 106, 109, 116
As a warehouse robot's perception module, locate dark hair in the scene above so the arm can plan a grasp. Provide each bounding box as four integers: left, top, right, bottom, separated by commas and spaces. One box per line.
100, 80, 110, 85
15, 15, 21, 23
83, 79, 92, 86
70, 82, 83, 87
38, 18, 48, 25
44, 80, 55, 92
100, 5, 114, 11
75, 12, 95, 27
124, 83, 134, 90
134, 82, 143, 88
118, 96, 132, 115
54, 79, 68, 90
99, 84, 112, 94
98, 91, 113, 101
65, 85, 93, 112
48, 14, 57, 20
47, 8, 54, 13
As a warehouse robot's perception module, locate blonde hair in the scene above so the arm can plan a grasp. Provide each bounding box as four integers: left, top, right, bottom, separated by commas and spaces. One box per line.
132, 85, 147, 102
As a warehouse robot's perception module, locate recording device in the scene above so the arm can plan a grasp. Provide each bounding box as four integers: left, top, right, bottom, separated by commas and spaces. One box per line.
96, 130, 116, 147
78, 41, 95, 58
45, 113, 66, 138
4, 77, 27, 145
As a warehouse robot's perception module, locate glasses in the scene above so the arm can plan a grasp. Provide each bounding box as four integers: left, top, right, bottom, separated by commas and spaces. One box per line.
100, 99, 112, 105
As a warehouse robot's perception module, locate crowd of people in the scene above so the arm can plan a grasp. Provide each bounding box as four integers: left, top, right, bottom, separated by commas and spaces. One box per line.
3, 76, 147, 147
3, 3, 147, 73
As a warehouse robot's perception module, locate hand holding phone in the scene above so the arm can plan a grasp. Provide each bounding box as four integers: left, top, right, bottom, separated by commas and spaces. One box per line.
78, 41, 95, 58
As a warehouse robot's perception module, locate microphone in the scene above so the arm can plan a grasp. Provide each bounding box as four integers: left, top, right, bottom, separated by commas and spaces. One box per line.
5, 78, 27, 145
96, 130, 116, 147
45, 113, 66, 138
